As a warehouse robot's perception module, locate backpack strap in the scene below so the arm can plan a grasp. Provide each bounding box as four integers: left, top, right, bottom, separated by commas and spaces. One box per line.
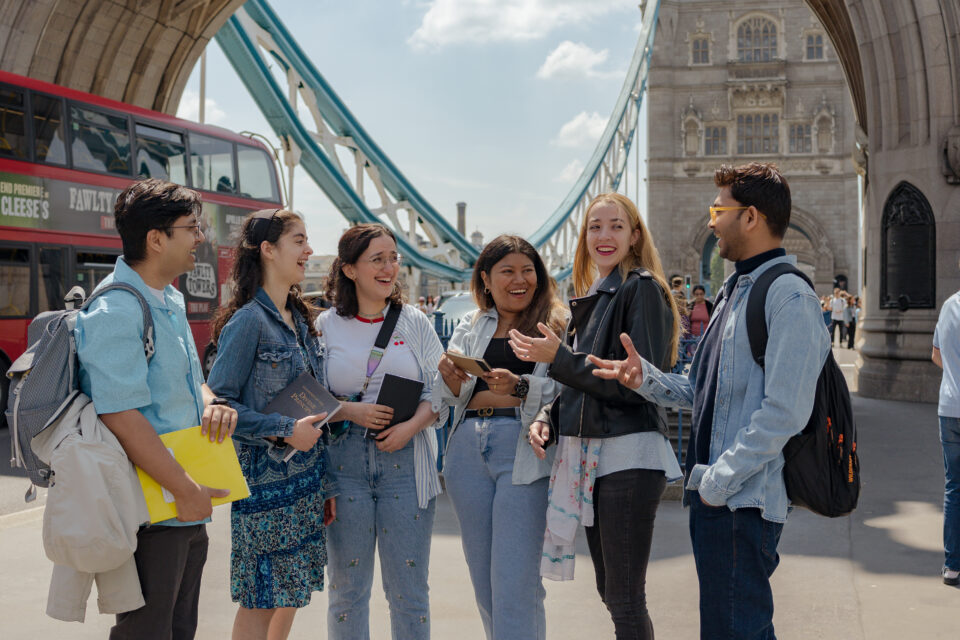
746, 263, 814, 368
82, 283, 156, 362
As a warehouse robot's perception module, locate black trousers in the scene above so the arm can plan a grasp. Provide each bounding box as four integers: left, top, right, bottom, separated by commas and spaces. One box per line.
830, 320, 845, 346
585, 468, 667, 640
110, 524, 209, 640
847, 320, 856, 348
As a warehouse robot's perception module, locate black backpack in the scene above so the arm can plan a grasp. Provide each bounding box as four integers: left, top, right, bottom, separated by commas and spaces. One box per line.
718, 263, 860, 517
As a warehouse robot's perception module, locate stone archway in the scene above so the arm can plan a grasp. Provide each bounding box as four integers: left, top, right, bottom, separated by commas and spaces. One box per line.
803, 0, 960, 402
0, 0, 247, 114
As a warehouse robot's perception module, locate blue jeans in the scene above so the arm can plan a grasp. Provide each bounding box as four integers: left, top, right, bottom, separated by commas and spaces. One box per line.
326, 428, 435, 640
443, 415, 548, 640
688, 492, 783, 640
940, 416, 960, 571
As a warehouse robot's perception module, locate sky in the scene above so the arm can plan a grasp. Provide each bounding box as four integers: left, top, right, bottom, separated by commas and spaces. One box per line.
177, 0, 649, 257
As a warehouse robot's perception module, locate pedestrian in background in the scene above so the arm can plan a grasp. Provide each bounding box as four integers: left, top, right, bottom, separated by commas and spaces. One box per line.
318, 223, 446, 639
933, 283, 960, 586
510, 192, 682, 640
208, 209, 335, 640
434, 235, 566, 640
830, 288, 847, 347
688, 284, 713, 338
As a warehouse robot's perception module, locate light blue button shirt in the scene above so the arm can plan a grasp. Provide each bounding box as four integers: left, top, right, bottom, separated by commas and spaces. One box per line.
75, 257, 206, 526
934, 292, 960, 418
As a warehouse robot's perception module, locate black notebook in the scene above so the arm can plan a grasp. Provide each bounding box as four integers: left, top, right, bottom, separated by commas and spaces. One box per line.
263, 371, 341, 460
365, 373, 424, 440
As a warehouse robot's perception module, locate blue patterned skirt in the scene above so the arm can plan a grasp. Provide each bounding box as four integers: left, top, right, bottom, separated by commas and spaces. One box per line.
230, 442, 328, 609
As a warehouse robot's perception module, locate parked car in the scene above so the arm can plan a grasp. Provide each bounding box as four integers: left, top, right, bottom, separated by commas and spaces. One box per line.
434, 291, 478, 330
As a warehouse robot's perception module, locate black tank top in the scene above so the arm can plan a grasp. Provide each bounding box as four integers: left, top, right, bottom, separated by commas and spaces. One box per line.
472, 338, 535, 395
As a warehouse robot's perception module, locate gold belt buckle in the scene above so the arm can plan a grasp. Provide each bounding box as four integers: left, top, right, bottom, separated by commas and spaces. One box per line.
478, 407, 494, 418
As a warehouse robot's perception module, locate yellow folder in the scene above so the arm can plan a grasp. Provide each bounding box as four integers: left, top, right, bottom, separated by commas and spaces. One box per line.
136, 426, 251, 524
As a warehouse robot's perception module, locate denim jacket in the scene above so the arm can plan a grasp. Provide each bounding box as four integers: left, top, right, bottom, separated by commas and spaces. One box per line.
431, 307, 559, 484
207, 288, 324, 451
634, 255, 829, 523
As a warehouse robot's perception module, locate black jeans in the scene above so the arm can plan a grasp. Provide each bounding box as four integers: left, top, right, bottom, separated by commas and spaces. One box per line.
110, 524, 209, 640
584, 468, 667, 640
830, 320, 845, 346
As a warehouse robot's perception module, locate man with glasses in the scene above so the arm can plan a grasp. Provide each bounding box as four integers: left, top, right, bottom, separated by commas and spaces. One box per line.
74, 178, 235, 639
589, 162, 829, 639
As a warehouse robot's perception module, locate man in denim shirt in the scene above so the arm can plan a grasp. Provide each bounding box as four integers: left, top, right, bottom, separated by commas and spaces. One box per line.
589, 163, 829, 639
75, 179, 234, 639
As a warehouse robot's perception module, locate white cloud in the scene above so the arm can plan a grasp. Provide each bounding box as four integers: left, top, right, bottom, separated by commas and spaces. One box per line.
408, 0, 635, 49
554, 158, 584, 183
537, 41, 614, 79
176, 89, 227, 125
552, 111, 607, 148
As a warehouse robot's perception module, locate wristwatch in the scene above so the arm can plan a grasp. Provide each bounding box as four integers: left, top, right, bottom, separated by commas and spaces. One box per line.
511, 376, 530, 400
209, 397, 230, 406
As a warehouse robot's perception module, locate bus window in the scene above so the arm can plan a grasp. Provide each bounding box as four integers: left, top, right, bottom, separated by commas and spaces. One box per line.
32, 94, 67, 165
70, 104, 131, 176
38, 247, 68, 313
75, 251, 119, 293
0, 246, 30, 318
189, 133, 235, 193
0, 87, 28, 160
135, 123, 187, 184
237, 144, 280, 202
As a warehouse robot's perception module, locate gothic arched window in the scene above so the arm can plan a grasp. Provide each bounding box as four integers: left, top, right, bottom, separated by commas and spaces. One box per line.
881, 182, 935, 309
737, 17, 778, 62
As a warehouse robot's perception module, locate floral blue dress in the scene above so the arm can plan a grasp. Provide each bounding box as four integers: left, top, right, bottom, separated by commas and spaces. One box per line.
208, 288, 328, 609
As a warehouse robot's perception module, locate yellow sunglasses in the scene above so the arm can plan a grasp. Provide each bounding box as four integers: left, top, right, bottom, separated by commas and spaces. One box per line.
708, 205, 765, 223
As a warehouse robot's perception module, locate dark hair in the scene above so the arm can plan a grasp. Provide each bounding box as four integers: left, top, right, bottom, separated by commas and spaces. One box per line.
114, 178, 202, 265
692, 284, 706, 294
211, 209, 318, 342
714, 162, 791, 238
471, 235, 566, 336
326, 224, 404, 317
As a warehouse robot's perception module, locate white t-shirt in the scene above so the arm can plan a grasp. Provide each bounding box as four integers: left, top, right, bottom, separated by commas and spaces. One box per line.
830, 296, 846, 320
934, 292, 960, 418
318, 308, 421, 401
145, 285, 166, 305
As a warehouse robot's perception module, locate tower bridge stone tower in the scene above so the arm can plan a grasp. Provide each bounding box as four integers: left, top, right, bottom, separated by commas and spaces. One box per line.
647, 0, 860, 297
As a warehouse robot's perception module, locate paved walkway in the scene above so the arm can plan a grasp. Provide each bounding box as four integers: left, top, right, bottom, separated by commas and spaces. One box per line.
1, 357, 957, 638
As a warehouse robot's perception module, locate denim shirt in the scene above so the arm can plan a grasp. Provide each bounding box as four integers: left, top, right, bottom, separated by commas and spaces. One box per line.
431, 307, 559, 485
633, 255, 829, 523
75, 257, 207, 527
207, 288, 324, 450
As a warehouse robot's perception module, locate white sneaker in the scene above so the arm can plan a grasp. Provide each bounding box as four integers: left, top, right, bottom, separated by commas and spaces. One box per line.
943, 568, 960, 586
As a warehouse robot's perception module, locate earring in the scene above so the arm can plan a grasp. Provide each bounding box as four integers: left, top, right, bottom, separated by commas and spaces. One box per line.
484, 287, 490, 294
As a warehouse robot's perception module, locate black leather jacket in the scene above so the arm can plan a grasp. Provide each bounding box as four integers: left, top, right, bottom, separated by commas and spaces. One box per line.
536, 268, 674, 440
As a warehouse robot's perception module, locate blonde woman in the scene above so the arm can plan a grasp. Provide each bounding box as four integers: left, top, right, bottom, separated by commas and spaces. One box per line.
509, 193, 683, 639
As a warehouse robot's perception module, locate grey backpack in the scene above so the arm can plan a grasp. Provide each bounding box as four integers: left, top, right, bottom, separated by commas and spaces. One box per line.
5, 283, 155, 500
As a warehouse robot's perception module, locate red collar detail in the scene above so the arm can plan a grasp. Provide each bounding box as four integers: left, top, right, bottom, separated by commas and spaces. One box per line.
354, 315, 384, 324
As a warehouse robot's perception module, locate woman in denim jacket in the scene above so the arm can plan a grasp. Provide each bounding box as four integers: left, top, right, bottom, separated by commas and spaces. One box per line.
433, 235, 565, 640
317, 223, 446, 640
208, 209, 335, 640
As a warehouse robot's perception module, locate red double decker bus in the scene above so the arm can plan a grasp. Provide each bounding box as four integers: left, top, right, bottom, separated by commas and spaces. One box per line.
0, 70, 284, 418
